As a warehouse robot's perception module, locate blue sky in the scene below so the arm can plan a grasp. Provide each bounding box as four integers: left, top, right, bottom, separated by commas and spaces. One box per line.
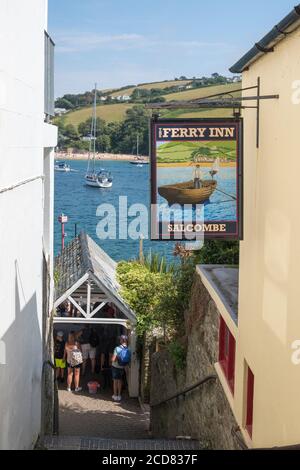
49, 0, 296, 97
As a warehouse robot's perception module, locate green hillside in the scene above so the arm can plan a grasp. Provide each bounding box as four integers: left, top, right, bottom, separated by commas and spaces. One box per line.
161, 82, 241, 119
109, 79, 192, 97
157, 140, 237, 164
58, 82, 241, 128
61, 103, 134, 127
164, 82, 240, 102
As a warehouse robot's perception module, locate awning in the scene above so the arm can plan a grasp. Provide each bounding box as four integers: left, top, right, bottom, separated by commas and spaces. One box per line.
54, 232, 136, 325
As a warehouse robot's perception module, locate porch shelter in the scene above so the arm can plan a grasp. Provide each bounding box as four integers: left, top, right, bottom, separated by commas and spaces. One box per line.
53, 232, 139, 397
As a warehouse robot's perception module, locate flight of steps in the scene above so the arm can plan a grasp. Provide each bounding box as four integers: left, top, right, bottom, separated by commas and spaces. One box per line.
43, 435, 201, 451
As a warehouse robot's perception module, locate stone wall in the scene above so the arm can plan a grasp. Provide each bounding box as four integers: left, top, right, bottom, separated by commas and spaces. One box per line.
150, 271, 244, 450
140, 332, 157, 403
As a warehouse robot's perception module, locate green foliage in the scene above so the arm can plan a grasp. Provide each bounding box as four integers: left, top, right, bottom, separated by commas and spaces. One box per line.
117, 255, 196, 338
168, 340, 186, 370
54, 270, 60, 288
64, 124, 79, 140
195, 240, 239, 265
117, 261, 171, 336
140, 251, 175, 274
78, 117, 106, 137
58, 104, 150, 155
55, 97, 74, 110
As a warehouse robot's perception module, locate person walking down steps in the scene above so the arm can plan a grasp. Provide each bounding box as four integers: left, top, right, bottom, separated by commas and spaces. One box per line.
111, 335, 131, 403
78, 325, 99, 376
64, 332, 83, 393
54, 331, 66, 383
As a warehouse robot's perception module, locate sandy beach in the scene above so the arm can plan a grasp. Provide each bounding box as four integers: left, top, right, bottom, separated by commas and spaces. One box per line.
55, 151, 149, 162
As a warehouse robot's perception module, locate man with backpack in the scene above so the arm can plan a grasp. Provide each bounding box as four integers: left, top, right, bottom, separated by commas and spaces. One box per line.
111, 335, 131, 403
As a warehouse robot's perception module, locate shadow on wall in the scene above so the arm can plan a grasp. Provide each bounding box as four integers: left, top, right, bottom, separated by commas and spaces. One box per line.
0, 267, 42, 450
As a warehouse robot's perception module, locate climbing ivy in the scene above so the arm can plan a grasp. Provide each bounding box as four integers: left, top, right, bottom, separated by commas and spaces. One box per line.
168, 340, 186, 370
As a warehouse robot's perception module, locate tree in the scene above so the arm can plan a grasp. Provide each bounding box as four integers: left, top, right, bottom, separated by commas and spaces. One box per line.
96, 134, 111, 152
117, 254, 196, 339
78, 117, 106, 137
55, 97, 74, 110
191, 146, 213, 161
64, 124, 79, 141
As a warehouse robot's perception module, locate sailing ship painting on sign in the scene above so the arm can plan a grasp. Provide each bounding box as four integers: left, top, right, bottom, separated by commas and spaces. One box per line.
85, 84, 113, 188
150, 119, 243, 240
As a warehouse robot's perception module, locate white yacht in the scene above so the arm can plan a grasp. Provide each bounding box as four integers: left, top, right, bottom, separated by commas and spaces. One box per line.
85, 84, 113, 188
55, 161, 71, 172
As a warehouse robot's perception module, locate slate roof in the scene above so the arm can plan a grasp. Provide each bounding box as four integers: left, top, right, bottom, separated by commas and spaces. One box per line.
54, 232, 136, 322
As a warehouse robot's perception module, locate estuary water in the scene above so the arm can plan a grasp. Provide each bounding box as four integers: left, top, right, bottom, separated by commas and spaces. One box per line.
54, 160, 175, 261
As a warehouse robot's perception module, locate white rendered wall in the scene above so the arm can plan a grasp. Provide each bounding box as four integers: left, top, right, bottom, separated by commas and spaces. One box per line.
0, 0, 57, 449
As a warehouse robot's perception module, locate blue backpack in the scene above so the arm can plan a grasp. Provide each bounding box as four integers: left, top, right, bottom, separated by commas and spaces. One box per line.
117, 346, 131, 366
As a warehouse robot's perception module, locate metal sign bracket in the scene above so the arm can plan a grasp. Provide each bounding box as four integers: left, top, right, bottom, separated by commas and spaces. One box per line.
147, 77, 279, 148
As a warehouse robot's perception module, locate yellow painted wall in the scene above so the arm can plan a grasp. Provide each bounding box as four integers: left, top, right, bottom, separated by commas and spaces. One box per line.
234, 25, 300, 448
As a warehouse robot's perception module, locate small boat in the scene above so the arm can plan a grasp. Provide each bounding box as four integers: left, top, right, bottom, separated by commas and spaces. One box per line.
130, 159, 149, 166
158, 180, 217, 205
55, 161, 71, 172
130, 135, 149, 165
85, 170, 113, 188
85, 84, 113, 188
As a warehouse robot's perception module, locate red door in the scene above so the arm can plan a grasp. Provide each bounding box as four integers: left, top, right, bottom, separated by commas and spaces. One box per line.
219, 316, 236, 394
245, 366, 255, 438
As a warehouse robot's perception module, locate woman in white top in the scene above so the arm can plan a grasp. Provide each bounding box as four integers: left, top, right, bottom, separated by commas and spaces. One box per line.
64, 332, 82, 392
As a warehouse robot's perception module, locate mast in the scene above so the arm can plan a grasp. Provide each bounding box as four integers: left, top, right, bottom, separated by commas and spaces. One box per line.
86, 103, 94, 175
137, 133, 139, 157
86, 84, 97, 175
92, 83, 97, 173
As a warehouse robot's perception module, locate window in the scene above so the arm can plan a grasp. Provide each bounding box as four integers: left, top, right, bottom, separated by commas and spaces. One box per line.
44, 31, 55, 118
219, 316, 236, 394
245, 365, 255, 438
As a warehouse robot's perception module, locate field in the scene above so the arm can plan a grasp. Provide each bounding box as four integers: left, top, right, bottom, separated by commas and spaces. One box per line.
157, 141, 237, 164
61, 103, 134, 127
162, 107, 236, 119
60, 82, 241, 128
109, 79, 192, 97
164, 82, 241, 102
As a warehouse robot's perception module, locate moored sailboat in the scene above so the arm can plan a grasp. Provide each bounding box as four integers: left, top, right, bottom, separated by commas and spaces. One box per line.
130, 134, 149, 166
85, 84, 113, 188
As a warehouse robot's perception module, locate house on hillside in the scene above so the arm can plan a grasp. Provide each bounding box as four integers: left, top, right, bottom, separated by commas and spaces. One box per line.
55, 107, 68, 116
176, 85, 186, 91
0, 0, 57, 450
115, 95, 131, 102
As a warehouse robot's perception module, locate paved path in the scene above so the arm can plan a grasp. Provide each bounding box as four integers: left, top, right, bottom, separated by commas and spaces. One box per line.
58, 381, 149, 439
44, 436, 201, 450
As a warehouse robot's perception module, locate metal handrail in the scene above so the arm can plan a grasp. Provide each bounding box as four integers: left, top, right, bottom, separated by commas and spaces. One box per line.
231, 426, 248, 450
150, 374, 217, 408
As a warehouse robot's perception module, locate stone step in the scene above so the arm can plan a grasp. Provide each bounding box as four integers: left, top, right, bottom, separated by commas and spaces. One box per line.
43, 435, 201, 450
